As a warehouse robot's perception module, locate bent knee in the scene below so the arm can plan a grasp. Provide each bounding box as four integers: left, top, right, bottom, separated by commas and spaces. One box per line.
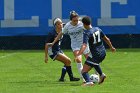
65, 58, 71, 65
81, 70, 88, 74
67, 58, 71, 64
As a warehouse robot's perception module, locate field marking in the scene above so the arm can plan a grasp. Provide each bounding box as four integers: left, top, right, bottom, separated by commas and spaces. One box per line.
0, 53, 17, 59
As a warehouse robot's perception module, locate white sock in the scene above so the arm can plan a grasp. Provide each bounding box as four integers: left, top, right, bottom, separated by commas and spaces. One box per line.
76, 63, 85, 82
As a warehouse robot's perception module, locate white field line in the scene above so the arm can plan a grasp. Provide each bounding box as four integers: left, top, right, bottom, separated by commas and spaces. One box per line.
0, 53, 17, 59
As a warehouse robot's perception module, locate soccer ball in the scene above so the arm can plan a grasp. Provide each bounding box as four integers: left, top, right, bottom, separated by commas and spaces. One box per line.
90, 74, 100, 83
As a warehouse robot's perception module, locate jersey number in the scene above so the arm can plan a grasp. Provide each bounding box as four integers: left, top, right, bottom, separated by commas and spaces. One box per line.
92, 31, 101, 44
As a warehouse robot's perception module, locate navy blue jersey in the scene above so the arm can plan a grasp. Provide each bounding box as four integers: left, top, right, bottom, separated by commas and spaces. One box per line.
83, 27, 106, 59
46, 29, 63, 52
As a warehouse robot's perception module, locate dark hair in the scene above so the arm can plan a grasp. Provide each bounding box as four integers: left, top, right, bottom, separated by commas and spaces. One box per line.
70, 11, 79, 20
82, 16, 91, 25
53, 18, 62, 26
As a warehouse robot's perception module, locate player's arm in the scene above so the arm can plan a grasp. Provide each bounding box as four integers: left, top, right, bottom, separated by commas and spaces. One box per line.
74, 43, 87, 62
47, 32, 63, 47
44, 34, 54, 63
102, 36, 116, 52
53, 31, 63, 45
78, 43, 87, 56
48, 26, 68, 47
45, 43, 49, 63
77, 32, 89, 56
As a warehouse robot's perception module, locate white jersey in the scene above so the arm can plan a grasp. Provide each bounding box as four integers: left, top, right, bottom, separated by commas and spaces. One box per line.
62, 21, 84, 50
62, 21, 89, 54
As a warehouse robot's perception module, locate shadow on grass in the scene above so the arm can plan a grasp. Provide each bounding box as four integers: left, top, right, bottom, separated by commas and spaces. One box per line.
8, 80, 81, 87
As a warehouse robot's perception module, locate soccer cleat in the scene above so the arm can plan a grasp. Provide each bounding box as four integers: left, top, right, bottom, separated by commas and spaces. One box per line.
82, 81, 86, 84
81, 82, 94, 86
70, 77, 80, 81
99, 73, 106, 84
58, 78, 65, 82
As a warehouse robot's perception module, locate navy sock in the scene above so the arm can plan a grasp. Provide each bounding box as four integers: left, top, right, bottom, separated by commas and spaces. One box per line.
93, 65, 103, 76
60, 66, 67, 80
66, 66, 73, 79
82, 72, 90, 82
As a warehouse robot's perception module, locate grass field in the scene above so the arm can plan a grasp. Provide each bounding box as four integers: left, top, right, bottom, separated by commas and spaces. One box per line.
0, 49, 140, 93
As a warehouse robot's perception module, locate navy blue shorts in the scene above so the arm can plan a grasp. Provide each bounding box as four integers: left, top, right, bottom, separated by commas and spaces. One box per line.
85, 55, 105, 67
49, 50, 63, 61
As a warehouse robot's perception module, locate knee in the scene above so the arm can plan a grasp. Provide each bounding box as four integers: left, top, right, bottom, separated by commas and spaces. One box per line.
67, 58, 71, 64
81, 69, 85, 74
65, 58, 71, 65
81, 66, 88, 74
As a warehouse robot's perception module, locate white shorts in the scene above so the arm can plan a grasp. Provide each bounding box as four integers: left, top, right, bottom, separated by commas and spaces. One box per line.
71, 44, 90, 55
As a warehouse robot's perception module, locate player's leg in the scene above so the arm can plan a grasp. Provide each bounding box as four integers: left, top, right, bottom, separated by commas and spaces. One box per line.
73, 50, 85, 82
83, 47, 98, 75
82, 64, 92, 82
92, 64, 106, 84
55, 53, 80, 81
55, 53, 71, 66
59, 65, 66, 81
81, 62, 94, 86
50, 52, 67, 81
92, 57, 106, 84
48, 51, 67, 81
82, 49, 95, 85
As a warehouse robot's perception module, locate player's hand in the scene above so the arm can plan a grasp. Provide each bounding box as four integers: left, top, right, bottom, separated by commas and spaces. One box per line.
74, 55, 82, 62
47, 43, 53, 47
110, 47, 116, 53
45, 57, 48, 63
74, 57, 78, 62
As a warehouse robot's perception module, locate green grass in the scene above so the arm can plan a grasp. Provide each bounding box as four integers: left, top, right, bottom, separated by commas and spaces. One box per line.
0, 49, 140, 93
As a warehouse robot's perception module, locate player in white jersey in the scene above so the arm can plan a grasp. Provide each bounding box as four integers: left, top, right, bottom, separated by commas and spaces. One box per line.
47, 11, 90, 82
62, 18, 87, 53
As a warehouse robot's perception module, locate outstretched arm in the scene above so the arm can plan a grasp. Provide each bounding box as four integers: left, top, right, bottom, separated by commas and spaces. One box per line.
103, 36, 116, 52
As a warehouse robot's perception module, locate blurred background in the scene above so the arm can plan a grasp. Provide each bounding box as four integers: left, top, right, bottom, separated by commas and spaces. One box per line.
0, 0, 139, 50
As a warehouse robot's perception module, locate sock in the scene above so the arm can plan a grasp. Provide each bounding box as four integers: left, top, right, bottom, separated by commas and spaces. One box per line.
93, 68, 98, 75
82, 72, 90, 82
60, 66, 67, 80
93, 64, 103, 76
76, 63, 85, 82
66, 66, 73, 79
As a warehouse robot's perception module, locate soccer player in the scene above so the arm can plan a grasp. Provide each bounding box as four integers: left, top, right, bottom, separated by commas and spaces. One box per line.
45, 18, 80, 82
47, 11, 90, 82
76, 16, 116, 86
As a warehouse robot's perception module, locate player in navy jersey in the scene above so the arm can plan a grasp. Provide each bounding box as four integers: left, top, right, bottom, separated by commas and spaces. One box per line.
76, 16, 116, 86
45, 18, 80, 82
